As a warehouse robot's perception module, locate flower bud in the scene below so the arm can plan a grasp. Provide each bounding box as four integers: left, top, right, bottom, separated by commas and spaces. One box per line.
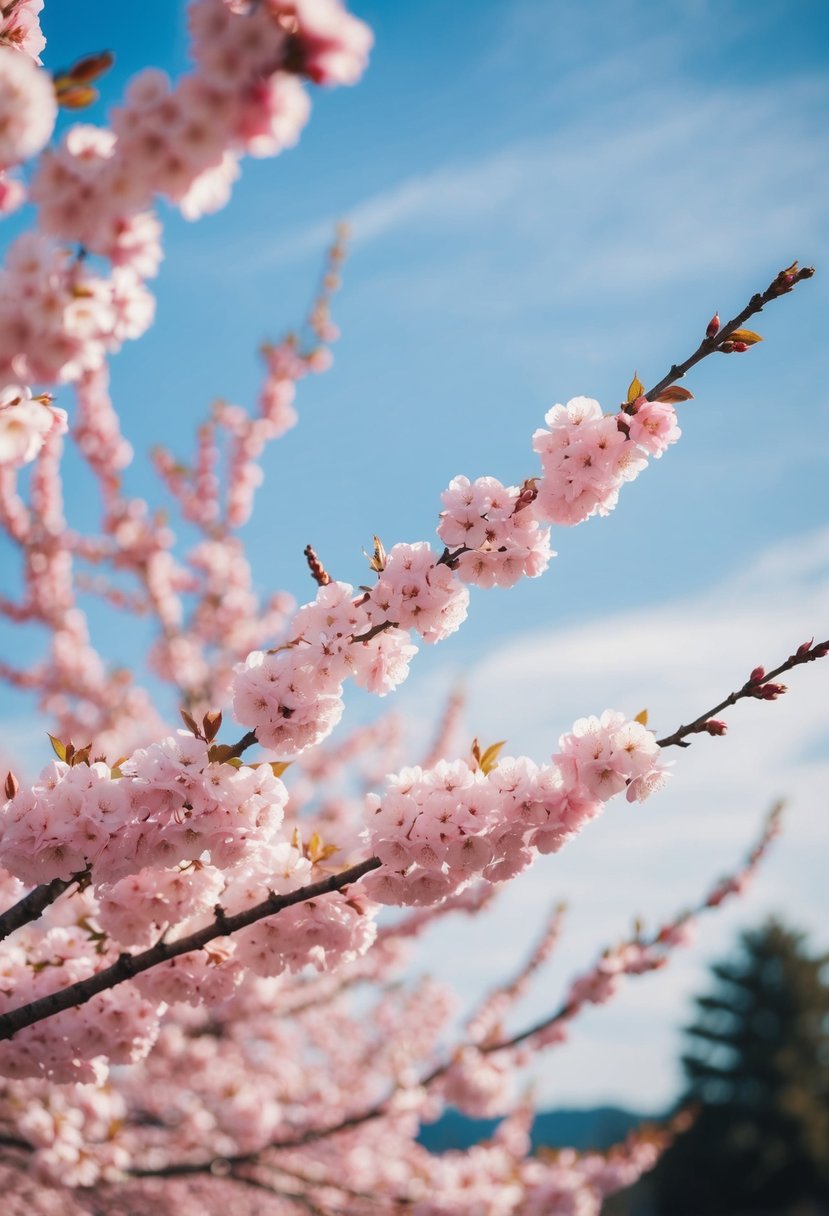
706, 313, 720, 338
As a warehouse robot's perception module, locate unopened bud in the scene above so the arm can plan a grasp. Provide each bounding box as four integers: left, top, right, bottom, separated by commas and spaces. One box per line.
796, 639, 814, 656
814, 642, 829, 658
706, 313, 720, 338
4, 770, 19, 799
754, 682, 787, 700
749, 666, 765, 683
732, 341, 748, 353
703, 719, 727, 736
719, 341, 735, 353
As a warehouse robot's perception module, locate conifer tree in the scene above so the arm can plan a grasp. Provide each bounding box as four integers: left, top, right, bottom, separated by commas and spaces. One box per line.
654, 920, 829, 1214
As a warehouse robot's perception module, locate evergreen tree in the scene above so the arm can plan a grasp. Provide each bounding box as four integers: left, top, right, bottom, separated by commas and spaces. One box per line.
654, 919, 829, 1214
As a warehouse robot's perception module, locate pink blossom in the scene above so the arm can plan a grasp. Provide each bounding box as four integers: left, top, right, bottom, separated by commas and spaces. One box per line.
0, 384, 67, 466
627, 397, 681, 456
0, 44, 54, 169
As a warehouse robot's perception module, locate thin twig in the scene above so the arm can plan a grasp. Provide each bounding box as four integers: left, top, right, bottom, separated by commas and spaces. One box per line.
644, 262, 814, 403
656, 638, 828, 749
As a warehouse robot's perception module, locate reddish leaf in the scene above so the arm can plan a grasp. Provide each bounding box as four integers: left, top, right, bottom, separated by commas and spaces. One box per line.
655, 386, 694, 404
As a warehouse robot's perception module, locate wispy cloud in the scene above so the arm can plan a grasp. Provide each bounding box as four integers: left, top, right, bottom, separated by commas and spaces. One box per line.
231, 69, 827, 322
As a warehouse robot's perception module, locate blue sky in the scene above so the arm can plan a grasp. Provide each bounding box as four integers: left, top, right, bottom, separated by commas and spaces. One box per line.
1, 0, 828, 1109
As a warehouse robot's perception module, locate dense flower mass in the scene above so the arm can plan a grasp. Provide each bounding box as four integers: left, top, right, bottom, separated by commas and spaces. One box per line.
531, 394, 680, 526
362, 714, 668, 906
438, 475, 553, 588
0, 0, 816, 1210
0, 43, 55, 168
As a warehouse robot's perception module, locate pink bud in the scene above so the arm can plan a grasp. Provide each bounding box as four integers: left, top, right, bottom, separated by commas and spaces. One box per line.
706, 313, 720, 338
703, 719, 727, 736
796, 639, 814, 656
754, 682, 786, 700
749, 666, 765, 683
732, 341, 748, 353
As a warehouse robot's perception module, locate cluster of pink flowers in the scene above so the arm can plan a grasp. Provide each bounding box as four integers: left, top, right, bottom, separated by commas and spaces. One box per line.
438, 474, 553, 588
232, 578, 419, 753
0, 911, 162, 1084
0, 3, 50, 214
0, 233, 154, 383
0, 383, 67, 466
0, 0, 370, 385
0, 1, 807, 1207
531, 395, 680, 526
0, 0, 45, 61
30, 0, 370, 242
0, 42, 54, 169
0, 730, 289, 886
363, 715, 667, 907
555, 708, 668, 804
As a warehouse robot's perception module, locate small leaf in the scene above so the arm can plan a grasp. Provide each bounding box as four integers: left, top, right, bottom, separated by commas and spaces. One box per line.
655, 386, 694, 404
48, 733, 67, 762
479, 740, 507, 775
366, 534, 386, 574
779, 260, 799, 276
634, 708, 649, 726
470, 737, 483, 769
728, 329, 762, 346
4, 771, 19, 800
202, 709, 222, 743
626, 372, 645, 404
270, 760, 291, 778
55, 83, 100, 110
180, 709, 201, 738
66, 51, 114, 85
208, 744, 234, 764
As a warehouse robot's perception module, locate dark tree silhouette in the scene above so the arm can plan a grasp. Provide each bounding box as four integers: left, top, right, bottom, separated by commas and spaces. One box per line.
653, 919, 829, 1215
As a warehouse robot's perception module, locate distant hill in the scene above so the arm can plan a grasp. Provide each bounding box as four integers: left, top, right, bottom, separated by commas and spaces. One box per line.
419, 1105, 653, 1153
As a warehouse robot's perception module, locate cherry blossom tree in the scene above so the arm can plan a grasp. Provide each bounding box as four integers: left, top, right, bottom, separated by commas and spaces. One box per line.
0, 2, 823, 1212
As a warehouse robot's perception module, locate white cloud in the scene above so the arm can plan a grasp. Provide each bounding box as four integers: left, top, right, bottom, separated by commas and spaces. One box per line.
401, 526, 829, 1109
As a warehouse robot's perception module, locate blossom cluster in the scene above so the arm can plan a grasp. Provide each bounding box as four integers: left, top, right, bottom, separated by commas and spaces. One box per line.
0, 0, 371, 384
0, 382, 66, 466
438, 474, 553, 588
532, 394, 680, 525
0, 233, 155, 384
0, 730, 289, 886
363, 712, 667, 906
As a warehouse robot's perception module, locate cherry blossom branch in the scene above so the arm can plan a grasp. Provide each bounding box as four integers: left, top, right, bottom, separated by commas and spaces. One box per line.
219, 803, 782, 1157
656, 638, 828, 749
644, 261, 815, 402
0, 633, 820, 1041
473, 801, 783, 1058
0, 857, 381, 1041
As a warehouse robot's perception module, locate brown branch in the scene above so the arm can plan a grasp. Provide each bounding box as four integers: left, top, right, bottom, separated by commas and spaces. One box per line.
644, 261, 814, 403
223, 729, 258, 759
0, 875, 76, 944
656, 637, 828, 749
0, 856, 381, 1041
351, 619, 395, 644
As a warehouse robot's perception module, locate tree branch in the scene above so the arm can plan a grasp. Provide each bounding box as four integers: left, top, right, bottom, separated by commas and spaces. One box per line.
656, 638, 828, 749
0, 856, 381, 1041
644, 261, 814, 403
0, 876, 76, 945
